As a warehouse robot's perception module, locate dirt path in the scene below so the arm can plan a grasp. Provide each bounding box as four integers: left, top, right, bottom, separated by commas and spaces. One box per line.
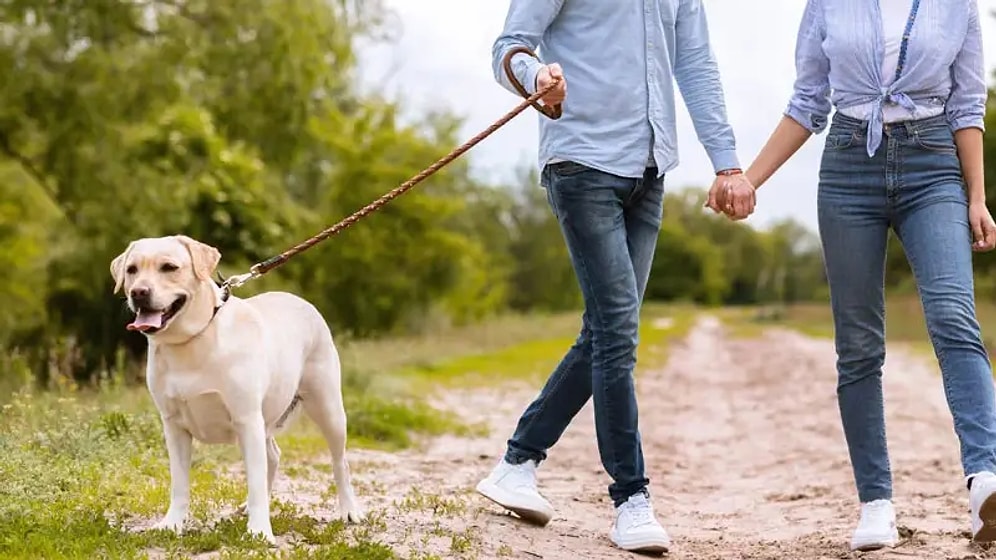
279, 316, 996, 559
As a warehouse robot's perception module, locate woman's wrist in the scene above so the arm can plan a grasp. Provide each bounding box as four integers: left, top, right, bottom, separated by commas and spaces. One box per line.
968, 186, 986, 205
744, 166, 763, 191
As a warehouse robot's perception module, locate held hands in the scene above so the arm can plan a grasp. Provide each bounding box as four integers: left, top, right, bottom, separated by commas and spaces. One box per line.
970, 202, 996, 252
535, 63, 567, 106
705, 172, 756, 221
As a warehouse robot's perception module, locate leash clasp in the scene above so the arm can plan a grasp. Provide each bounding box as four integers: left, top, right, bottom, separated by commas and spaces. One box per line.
219, 266, 262, 300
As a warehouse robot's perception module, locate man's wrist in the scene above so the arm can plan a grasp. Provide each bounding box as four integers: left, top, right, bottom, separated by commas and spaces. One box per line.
716, 168, 742, 176
708, 148, 740, 176
510, 52, 543, 96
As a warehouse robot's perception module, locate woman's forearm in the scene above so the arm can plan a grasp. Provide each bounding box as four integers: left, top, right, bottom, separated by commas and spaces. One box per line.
745, 116, 814, 190
954, 127, 986, 205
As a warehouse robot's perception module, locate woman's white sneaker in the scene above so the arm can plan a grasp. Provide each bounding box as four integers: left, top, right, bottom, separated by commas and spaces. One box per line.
609, 492, 671, 554
475, 459, 555, 526
850, 499, 899, 551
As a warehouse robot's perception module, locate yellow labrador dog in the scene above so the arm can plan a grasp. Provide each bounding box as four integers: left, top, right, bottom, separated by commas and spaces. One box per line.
111, 235, 364, 544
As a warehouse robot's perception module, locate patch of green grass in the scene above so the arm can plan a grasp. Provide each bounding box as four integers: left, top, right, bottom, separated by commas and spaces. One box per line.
719, 295, 996, 360
0, 390, 419, 559
395, 487, 468, 517
400, 303, 698, 387
277, 394, 474, 461
448, 528, 477, 556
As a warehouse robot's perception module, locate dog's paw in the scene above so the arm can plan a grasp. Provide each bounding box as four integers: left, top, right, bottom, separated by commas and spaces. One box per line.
151, 516, 185, 533
247, 521, 277, 546
247, 529, 277, 547
341, 505, 366, 524
249, 532, 277, 547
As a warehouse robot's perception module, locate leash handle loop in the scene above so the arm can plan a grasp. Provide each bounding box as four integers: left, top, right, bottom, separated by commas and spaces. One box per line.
501, 46, 562, 120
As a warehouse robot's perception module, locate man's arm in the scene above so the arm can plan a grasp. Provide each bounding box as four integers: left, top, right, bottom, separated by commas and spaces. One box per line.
491, 0, 565, 96
672, 0, 739, 174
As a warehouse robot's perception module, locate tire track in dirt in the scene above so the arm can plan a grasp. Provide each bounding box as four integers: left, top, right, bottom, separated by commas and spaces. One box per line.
283, 315, 996, 559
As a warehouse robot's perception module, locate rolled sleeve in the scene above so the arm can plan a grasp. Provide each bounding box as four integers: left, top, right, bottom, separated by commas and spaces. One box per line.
491, 0, 564, 97
784, 0, 832, 134
945, 0, 987, 132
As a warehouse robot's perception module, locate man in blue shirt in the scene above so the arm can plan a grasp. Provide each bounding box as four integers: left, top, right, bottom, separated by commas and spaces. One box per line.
474, 0, 755, 554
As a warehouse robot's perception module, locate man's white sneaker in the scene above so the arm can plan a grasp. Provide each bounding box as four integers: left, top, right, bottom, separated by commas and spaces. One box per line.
850, 499, 899, 551
475, 459, 555, 526
609, 492, 671, 554
970, 472, 996, 543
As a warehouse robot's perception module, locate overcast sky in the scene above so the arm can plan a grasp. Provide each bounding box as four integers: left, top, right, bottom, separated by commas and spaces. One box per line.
356, 1, 996, 231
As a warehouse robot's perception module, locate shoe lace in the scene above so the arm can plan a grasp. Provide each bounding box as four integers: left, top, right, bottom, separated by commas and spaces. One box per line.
622, 494, 656, 527
860, 500, 893, 525
505, 462, 538, 491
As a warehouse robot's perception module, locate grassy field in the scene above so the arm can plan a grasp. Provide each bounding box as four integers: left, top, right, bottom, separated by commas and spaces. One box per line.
9, 295, 990, 559
0, 303, 696, 560
721, 294, 996, 359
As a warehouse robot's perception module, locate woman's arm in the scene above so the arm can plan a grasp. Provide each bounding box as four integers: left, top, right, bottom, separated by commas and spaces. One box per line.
956, 128, 985, 205
746, 0, 831, 191
947, 2, 993, 250
956, 127, 995, 251
745, 117, 813, 190
947, 2, 987, 205
945, 1, 986, 136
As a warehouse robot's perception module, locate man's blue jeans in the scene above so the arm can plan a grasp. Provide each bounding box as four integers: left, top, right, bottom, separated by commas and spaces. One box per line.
819, 112, 996, 503
503, 161, 663, 507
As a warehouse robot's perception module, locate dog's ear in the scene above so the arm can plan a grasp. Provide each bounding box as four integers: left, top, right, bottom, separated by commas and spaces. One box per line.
175, 235, 222, 281
110, 242, 135, 294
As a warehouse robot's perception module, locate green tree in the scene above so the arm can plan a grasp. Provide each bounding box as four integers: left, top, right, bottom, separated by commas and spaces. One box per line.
647, 220, 728, 304
0, 0, 505, 379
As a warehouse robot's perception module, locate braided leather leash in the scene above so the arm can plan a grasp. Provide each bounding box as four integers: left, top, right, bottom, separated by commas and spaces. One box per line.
222, 48, 560, 296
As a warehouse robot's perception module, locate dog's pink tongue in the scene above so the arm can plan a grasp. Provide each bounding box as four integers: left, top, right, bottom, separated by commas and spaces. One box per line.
127, 310, 164, 332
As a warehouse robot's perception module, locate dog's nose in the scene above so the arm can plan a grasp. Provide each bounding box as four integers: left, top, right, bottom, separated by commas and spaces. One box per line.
130, 286, 152, 305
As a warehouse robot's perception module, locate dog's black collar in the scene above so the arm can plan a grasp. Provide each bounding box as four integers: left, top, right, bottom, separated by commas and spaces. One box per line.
213, 272, 231, 319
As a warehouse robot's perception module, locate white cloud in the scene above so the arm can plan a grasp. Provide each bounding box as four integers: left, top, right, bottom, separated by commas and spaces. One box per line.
358, 1, 996, 230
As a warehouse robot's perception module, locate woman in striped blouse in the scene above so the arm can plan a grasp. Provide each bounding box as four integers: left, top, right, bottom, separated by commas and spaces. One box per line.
717, 0, 996, 552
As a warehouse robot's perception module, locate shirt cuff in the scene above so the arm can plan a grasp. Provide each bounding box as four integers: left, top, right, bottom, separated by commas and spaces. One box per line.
784, 105, 828, 134
948, 114, 986, 133
511, 52, 544, 95
707, 149, 740, 174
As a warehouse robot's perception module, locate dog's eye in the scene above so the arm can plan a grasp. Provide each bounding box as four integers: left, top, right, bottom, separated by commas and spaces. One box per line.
160, 263, 179, 273
126, 265, 137, 275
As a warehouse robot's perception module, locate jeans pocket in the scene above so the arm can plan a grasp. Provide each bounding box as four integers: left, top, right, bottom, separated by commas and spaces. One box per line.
547, 161, 591, 177
913, 126, 957, 154
824, 131, 859, 151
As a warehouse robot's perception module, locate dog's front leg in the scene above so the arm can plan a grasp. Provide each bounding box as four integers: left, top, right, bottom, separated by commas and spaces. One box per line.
235, 413, 276, 545
153, 419, 192, 533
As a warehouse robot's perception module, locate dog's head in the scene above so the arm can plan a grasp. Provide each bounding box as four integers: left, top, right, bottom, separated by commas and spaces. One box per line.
110, 235, 221, 337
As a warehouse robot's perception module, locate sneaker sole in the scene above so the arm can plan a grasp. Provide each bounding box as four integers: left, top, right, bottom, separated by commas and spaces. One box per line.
610, 533, 671, 555
475, 480, 553, 527
851, 531, 899, 552
975, 493, 996, 543
852, 541, 897, 553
